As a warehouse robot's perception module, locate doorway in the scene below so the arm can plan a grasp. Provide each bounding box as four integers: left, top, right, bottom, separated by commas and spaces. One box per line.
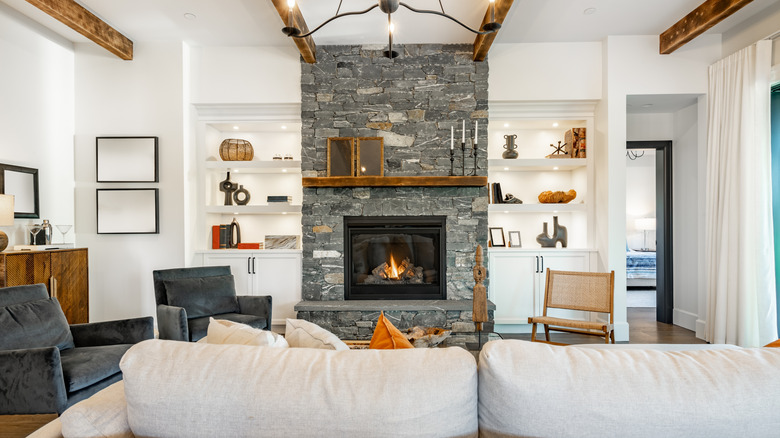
626, 141, 673, 324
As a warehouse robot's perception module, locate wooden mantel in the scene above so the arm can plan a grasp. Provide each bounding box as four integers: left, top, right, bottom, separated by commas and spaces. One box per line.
302, 176, 488, 188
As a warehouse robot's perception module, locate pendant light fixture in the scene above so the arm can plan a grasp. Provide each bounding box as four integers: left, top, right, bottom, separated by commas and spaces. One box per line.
281, 0, 502, 59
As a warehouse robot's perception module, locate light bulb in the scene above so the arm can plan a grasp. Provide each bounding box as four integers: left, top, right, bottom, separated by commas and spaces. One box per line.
388, 21, 395, 34
552, 122, 559, 127
287, 0, 295, 8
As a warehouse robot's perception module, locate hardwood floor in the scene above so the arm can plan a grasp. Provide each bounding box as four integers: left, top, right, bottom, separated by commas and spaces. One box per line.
499, 307, 706, 344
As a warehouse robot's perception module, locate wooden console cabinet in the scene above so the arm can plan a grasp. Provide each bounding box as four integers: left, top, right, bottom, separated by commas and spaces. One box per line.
0, 248, 89, 324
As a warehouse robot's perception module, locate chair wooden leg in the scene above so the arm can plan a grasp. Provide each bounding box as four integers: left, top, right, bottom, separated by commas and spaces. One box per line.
604, 329, 610, 344
531, 323, 538, 342
611, 330, 615, 344
543, 324, 550, 342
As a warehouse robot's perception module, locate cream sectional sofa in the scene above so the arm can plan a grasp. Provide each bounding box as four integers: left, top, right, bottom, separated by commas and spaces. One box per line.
30, 339, 780, 438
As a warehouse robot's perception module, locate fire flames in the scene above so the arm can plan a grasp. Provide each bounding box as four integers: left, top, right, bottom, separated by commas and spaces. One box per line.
387, 254, 400, 280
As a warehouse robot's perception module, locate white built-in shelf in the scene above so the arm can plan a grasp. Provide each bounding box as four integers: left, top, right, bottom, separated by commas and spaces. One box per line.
205, 160, 301, 174
489, 158, 586, 171
488, 203, 587, 213
205, 204, 302, 215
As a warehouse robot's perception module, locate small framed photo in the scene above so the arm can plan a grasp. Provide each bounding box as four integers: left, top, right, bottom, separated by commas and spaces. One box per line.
508, 231, 521, 247
97, 188, 159, 234
489, 227, 505, 247
96, 137, 159, 182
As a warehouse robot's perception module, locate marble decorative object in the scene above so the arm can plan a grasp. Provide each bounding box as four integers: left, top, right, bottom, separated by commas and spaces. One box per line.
265, 235, 299, 250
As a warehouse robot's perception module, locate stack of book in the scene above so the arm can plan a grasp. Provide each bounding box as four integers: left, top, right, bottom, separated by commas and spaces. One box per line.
491, 183, 504, 204
267, 195, 292, 203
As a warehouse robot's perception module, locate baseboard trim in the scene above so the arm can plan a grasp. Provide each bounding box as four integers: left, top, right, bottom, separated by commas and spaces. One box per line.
672, 308, 697, 331
696, 319, 707, 340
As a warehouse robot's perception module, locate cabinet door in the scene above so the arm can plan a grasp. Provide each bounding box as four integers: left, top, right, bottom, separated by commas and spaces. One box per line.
252, 253, 302, 324
202, 253, 253, 296
51, 249, 89, 324
536, 252, 591, 320
4, 253, 51, 288
488, 252, 537, 324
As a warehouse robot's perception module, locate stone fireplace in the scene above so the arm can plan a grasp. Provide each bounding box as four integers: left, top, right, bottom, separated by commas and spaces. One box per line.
296, 44, 493, 340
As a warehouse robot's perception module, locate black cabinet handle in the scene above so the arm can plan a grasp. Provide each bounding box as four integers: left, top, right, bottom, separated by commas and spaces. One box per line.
252, 257, 256, 274
247, 257, 251, 274
535, 256, 539, 273
540, 256, 544, 273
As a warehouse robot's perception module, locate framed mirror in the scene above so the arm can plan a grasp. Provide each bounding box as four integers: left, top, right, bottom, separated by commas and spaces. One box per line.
327, 137, 354, 177
357, 137, 384, 176
96, 137, 159, 182
96, 188, 159, 234
0, 163, 39, 218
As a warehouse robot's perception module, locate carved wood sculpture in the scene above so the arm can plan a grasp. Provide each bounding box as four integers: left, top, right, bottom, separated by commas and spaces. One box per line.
660, 0, 753, 54
26, 0, 133, 60
472, 245, 488, 331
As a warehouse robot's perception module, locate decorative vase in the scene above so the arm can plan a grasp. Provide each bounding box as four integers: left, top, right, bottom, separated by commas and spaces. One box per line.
551, 216, 567, 248
219, 172, 237, 206
229, 218, 241, 249
502, 134, 518, 159
219, 139, 254, 161
536, 222, 555, 247
233, 185, 250, 205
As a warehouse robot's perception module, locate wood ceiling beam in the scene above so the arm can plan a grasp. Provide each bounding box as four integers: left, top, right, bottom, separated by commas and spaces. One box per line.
26, 0, 133, 60
473, 0, 514, 62
270, 0, 317, 64
659, 0, 753, 54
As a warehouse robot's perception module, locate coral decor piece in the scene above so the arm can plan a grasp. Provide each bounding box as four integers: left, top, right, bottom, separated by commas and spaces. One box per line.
538, 189, 576, 204
219, 139, 254, 161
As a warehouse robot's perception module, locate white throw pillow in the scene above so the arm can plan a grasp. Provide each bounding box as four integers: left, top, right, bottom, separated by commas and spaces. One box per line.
207, 318, 289, 348
284, 318, 349, 350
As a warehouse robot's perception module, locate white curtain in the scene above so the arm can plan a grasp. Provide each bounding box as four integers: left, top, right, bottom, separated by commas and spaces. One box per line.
705, 40, 777, 347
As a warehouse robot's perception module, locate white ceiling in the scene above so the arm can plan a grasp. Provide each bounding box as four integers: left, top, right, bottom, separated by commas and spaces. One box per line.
2, 0, 779, 47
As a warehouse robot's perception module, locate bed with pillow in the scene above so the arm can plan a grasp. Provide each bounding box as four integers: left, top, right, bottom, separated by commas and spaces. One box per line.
626, 249, 656, 287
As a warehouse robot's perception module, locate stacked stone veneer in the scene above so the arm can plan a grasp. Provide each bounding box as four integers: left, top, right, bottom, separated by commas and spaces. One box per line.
298, 44, 491, 339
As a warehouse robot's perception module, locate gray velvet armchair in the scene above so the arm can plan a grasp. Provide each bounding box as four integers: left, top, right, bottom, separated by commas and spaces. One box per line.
153, 266, 272, 342
0, 284, 154, 415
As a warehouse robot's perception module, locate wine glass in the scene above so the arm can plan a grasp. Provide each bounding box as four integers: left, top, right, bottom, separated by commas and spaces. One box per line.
27, 224, 42, 245
56, 224, 72, 244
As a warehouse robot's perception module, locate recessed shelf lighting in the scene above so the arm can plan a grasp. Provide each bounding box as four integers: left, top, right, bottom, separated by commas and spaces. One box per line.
553, 167, 559, 170
281, 125, 287, 130
233, 126, 239, 130
234, 169, 240, 173
282, 212, 287, 215
282, 169, 287, 173
504, 167, 509, 171
233, 212, 239, 215
552, 122, 559, 127
503, 123, 510, 128
183, 12, 197, 20
584, 7, 597, 15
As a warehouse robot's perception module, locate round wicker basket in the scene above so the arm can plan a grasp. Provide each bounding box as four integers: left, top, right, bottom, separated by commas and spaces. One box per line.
219, 139, 254, 161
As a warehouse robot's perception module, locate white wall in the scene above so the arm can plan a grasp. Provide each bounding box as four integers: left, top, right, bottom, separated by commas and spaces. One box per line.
624, 148, 656, 250
0, 3, 74, 244
602, 35, 721, 341
721, 1, 780, 58
74, 42, 186, 322
488, 42, 602, 101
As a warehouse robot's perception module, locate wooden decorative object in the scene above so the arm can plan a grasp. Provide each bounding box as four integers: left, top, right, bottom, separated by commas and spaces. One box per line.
219, 139, 254, 161
565, 128, 586, 158
472, 245, 488, 331
473, 0, 515, 62
327, 138, 355, 177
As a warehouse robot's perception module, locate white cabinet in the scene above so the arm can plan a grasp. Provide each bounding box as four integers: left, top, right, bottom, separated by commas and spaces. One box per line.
199, 250, 302, 327
488, 248, 594, 332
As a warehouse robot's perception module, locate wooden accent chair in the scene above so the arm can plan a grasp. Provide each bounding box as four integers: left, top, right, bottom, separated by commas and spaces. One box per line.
528, 269, 616, 344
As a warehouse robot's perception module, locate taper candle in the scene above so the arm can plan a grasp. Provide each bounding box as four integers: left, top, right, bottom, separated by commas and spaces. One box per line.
451, 126, 454, 149
474, 121, 479, 146
462, 120, 465, 142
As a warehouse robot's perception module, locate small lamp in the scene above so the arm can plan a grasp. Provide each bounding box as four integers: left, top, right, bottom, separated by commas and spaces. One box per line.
634, 217, 656, 251
0, 194, 15, 251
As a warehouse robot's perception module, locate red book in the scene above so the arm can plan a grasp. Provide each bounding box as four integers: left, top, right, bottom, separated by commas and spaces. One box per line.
237, 243, 261, 250
211, 225, 220, 249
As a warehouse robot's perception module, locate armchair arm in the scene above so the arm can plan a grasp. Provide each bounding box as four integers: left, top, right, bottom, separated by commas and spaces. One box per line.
156, 304, 188, 341
237, 295, 272, 330
70, 317, 155, 347
0, 347, 67, 415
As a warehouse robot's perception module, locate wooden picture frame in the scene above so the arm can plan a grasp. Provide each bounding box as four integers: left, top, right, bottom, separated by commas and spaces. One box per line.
489, 227, 505, 247
327, 137, 355, 177
96, 137, 159, 182
96, 188, 159, 234
356, 137, 384, 176
508, 231, 521, 247
0, 163, 39, 218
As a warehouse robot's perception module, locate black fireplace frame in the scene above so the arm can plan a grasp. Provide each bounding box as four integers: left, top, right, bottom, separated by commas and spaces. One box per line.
344, 215, 447, 300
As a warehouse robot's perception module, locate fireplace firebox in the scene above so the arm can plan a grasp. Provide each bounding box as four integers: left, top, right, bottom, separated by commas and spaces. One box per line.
344, 216, 446, 300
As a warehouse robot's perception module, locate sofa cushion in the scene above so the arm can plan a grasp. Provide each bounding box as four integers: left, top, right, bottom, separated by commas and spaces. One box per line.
285, 318, 349, 350
478, 340, 780, 438
163, 274, 239, 319
60, 344, 131, 392
0, 297, 74, 351
369, 311, 414, 349
207, 317, 288, 348
60, 381, 132, 438
188, 312, 268, 342
121, 339, 478, 437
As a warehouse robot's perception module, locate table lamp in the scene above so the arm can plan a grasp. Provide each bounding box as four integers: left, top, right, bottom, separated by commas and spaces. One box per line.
0, 194, 15, 251
634, 217, 656, 251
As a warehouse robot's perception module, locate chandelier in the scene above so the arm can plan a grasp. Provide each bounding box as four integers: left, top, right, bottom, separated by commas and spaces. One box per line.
281, 0, 502, 59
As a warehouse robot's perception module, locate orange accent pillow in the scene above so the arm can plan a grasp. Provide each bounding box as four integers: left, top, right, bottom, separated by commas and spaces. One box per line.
764, 339, 780, 348
369, 311, 414, 349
